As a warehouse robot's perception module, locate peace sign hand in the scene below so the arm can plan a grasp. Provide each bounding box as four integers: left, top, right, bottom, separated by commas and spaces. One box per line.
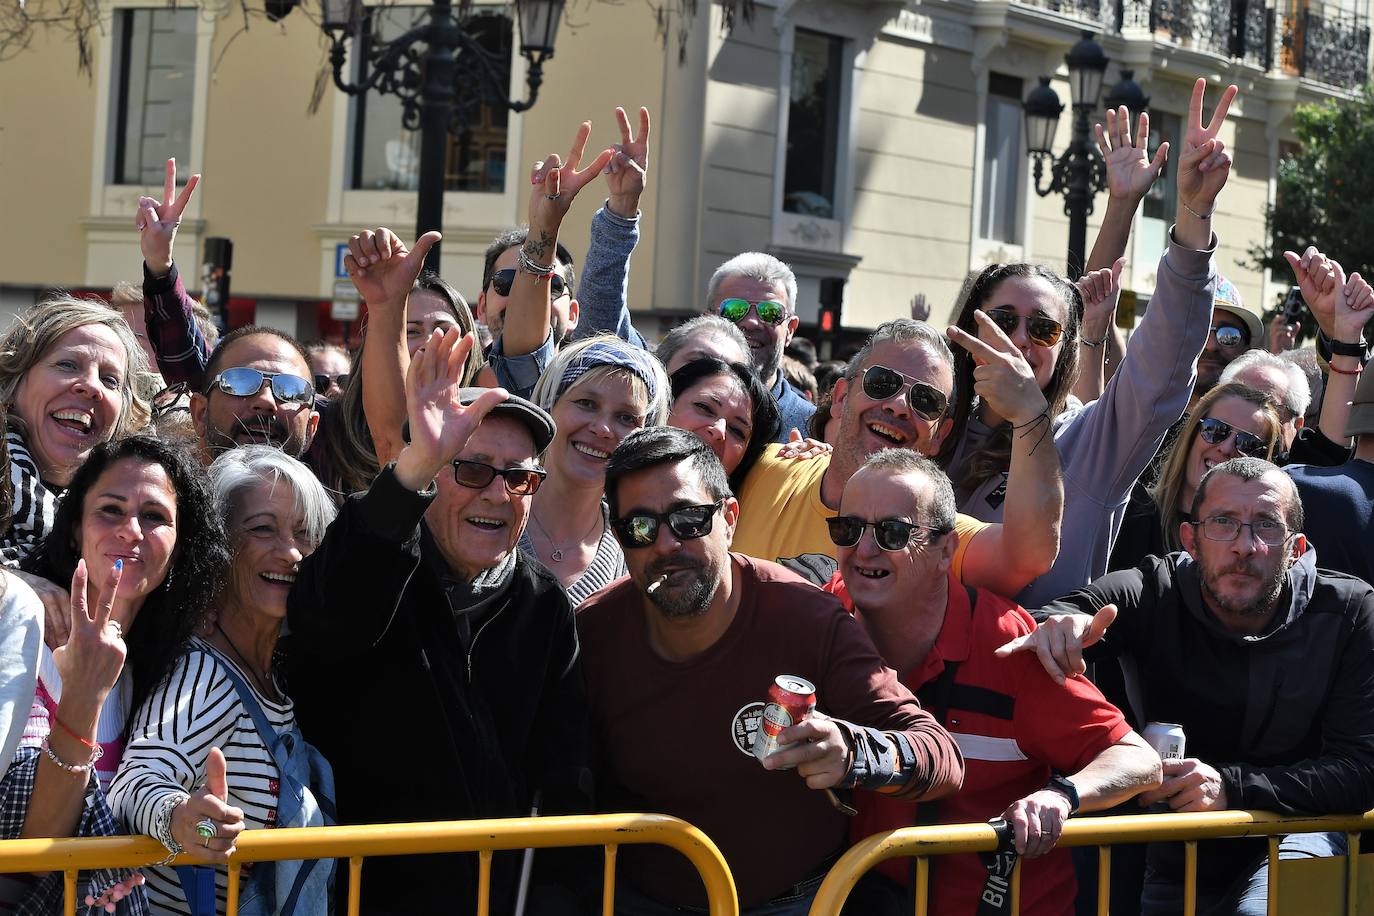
344, 228, 440, 312
947, 311, 1049, 426
604, 106, 651, 217
134, 158, 200, 278
1095, 107, 1168, 203
1176, 78, 1238, 217
51, 559, 128, 721
528, 121, 617, 238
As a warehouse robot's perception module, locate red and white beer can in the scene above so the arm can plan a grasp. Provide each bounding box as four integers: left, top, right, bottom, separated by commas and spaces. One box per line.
753, 675, 817, 765
1143, 722, 1186, 760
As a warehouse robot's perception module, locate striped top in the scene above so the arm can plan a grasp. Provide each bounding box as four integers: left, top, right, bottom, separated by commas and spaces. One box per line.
519, 501, 625, 607
0, 430, 57, 567
21, 644, 131, 791
108, 638, 290, 916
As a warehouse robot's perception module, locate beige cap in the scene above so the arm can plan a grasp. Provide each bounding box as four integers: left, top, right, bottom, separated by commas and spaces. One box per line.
1213, 275, 1264, 348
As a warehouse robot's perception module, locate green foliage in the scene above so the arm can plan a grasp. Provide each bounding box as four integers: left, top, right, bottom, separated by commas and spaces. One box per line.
1250, 85, 1374, 288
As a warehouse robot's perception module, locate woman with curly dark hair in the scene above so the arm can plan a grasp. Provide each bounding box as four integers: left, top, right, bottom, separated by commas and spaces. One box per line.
20, 435, 229, 788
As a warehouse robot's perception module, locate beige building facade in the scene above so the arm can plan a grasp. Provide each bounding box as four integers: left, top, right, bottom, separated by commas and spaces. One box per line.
0, 0, 1368, 343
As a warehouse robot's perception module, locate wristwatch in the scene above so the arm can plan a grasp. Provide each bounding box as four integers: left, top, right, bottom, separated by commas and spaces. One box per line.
1327, 337, 1368, 360
1044, 774, 1080, 813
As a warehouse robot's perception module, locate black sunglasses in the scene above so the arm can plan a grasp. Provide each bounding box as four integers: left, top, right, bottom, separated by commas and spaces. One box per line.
206, 368, 315, 405
827, 516, 949, 551
314, 373, 350, 391
982, 308, 1065, 348
451, 459, 546, 496
490, 268, 567, 299
1196, 417, 1270, 458
861, 366, 948, 422
611, 500, 724, 549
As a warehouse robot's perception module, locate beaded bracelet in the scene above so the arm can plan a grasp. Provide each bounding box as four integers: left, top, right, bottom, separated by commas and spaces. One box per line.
516, 247, 555, 278
40, 737, 102, 774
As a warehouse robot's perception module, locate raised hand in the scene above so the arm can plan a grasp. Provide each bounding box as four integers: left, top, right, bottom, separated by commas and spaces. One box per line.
1176, 79, 1238, 219
135, 158, 200, 277
528, 121, 617, 240
1283, 247, 1373, 342
171, 748, 245, 864
910, 292, 931, 322
1095, 107, 1168, 203
51, 560, 127, 718
344, 227, 440, 309
946, 311, 1048, 426
604, 106, 650, 217
395, 327, 509, 488
1077, 257, 1125, 339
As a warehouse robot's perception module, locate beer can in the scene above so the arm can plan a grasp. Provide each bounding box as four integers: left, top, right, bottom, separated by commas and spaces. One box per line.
752, 675, 817, 765
1143, 722, 1186, 761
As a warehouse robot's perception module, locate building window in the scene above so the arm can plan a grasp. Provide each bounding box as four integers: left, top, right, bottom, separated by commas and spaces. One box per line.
110, 8, 198, 186
350, 7, 511, 193
979, 74, 1024, 243
783, 30, 844, 219
1142, 110, 1181, 225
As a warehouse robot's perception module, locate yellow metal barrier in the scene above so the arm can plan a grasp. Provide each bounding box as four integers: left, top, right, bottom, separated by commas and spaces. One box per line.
0, 813, 738, 916
808, 809, 1374, 916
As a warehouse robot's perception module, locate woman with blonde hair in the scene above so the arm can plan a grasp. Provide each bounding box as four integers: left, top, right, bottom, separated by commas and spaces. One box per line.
526, 335, 669, 605
1110, 382, 1283, 571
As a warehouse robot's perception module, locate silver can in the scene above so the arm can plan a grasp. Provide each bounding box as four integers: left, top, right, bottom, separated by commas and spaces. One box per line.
1143, 722, 1186, 760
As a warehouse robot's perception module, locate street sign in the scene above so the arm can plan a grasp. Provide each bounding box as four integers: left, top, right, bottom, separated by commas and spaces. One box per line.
331, 278, 360, 321
335, 243, 350, 279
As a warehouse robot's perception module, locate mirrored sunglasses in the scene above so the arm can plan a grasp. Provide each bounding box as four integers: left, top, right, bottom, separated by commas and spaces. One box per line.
207, 368, 315, 405
860, 365, 948, 422
1196, 417, 1269, 458
718, 298, 787, 326
611, 500, 724, 549
982, 308, 1065, 348
826, 515, 949, 551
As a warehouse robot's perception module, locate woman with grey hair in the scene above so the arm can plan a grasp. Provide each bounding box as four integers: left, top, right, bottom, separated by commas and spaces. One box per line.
0, 296, 151, 566
111, 446, 337, 915
527, 334, 669, 605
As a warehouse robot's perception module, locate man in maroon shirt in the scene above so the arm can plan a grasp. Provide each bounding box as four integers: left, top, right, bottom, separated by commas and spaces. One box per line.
823, 449, 1160, 915
578, 426, 963, 915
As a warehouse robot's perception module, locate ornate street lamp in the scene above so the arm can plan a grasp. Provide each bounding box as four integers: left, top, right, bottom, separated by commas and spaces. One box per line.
1023, 32, 1144, 279
317, 0, 565, 269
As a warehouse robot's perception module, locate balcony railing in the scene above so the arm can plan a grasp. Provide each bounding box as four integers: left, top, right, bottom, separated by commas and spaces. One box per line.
1014, 0, 1370, 90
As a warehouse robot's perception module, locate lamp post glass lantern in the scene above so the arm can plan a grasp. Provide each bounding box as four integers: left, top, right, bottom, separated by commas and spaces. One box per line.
318, 0, 565, 269
1023, 32, 1144, 279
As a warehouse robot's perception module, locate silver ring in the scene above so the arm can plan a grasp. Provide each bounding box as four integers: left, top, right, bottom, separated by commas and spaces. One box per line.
107, 620, 122, 638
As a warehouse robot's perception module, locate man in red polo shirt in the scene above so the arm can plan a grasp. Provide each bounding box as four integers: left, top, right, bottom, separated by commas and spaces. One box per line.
822, 449, 1161, 915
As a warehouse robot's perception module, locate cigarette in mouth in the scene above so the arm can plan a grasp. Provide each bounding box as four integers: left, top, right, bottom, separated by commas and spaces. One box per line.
647, 574, 669, 595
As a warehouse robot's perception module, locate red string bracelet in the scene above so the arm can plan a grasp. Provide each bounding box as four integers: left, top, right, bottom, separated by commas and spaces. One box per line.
53, 714, 98, 750
1329, 363, 1364, 376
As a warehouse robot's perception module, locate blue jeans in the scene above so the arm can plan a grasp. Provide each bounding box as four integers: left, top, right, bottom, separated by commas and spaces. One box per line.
613, 873, 823, 916
1140, 831, 1346, 916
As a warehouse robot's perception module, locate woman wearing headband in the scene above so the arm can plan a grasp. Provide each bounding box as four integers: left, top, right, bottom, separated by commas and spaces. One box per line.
528, 335, 669, 605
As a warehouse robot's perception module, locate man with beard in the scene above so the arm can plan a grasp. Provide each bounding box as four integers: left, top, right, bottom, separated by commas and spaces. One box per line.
998, 457, 1374, 914
578, 426, 964, 914
732, 317, 1064, 600
189, 325, 320, 462
703, 252, 815, 442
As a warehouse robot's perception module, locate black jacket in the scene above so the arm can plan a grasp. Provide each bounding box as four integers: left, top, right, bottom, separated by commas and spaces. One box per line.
286, 466, 590, 914
1038, 550, 1374, 881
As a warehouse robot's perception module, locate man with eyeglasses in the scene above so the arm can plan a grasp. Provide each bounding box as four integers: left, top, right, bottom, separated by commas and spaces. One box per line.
578, 426, 963, 914
286, 328, 591, 915
190, 325, 321, 462
999, 457, 1374, 915
733, 318, 1065, 601
819, 449, 1160, 914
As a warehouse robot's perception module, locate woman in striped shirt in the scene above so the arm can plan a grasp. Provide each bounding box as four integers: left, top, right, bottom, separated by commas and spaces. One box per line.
111, 446, 338, 915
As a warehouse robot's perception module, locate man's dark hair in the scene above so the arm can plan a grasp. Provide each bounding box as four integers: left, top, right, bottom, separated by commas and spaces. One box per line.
23, 435, 230, 736
1191, 456, 1304, 532
785, 336, 818, 371
605, 426, 732, 520
481, 228, 576, 293
202, 325, 312, 391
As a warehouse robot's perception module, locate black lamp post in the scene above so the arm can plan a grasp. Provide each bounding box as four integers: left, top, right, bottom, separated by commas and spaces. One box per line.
319, 0, 564, 270
1023, 32, 1145, 280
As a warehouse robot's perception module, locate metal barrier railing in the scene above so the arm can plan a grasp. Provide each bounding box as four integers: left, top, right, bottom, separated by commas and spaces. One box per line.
0, 813, 738, 916
808, 809, 1374, 916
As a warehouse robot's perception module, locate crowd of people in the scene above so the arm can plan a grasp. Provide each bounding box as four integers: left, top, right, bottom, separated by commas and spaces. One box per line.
0, 83, 1369, 916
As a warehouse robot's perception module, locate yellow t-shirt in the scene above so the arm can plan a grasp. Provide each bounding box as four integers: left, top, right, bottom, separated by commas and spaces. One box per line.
733, 452, 986, 580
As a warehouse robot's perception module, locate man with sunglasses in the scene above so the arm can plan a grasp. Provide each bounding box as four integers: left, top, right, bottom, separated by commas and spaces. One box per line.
999, 457, 1374, 915
705, 252, 816, 442
190, 325, 321, 462
734, 318, 1064, 600
819, 449, 1160, 914
286, 328, 591, 915
578, 426, 963, 914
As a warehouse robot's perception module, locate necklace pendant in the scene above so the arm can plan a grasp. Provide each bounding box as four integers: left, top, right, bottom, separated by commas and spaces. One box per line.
550, 548, 564, 562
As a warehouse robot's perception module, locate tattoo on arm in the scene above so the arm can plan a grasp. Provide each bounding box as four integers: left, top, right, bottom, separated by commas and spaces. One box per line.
523, 230, 553, 262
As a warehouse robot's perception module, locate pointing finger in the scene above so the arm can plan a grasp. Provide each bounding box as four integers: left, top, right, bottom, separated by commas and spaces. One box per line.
170, 173, 200, 218
615, 106, 632, 145
163, 158, 176, 208
638, 106, 651, 144
1186, 78, 1205, 132
566, 120, 592, 172
1205, 84, 1238, 136
994, 633, 1031, 658
94, 559, 123, 630
947, 324, 999, 366
70, 559, 92, 627
970, 308, 1021, 354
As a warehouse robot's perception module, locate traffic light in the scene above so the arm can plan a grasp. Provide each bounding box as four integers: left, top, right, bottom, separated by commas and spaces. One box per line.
817, 276, 845, 361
